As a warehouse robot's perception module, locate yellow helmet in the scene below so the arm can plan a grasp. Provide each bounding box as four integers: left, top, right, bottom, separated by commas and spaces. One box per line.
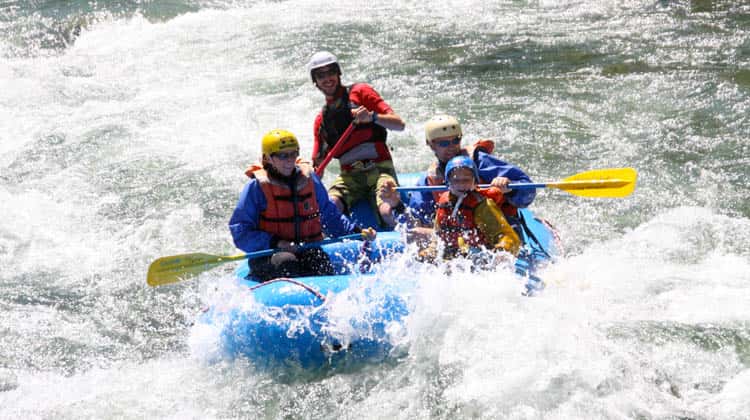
261, 129, 299, 156
425, 114, 462, 143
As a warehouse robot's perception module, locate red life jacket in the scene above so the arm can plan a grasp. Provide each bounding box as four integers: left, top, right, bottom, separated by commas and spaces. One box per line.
318, 84, 392, 171
435, 189, 522, 256
479, 186, 518, 218
248, 163, 323, 243
434, 190, 487, 250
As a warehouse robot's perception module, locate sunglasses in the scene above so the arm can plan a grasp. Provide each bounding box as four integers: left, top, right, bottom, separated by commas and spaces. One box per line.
313, 67, 338, 80
272, 150, 299, 160
433, 137, 461, 148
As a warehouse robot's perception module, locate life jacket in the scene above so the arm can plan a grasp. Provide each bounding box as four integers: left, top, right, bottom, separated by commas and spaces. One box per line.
318, 84, 391, 171
435, 189, 521, 256
247, 163, 323, 243
479, 186, 518, 218
434, 190, 487, 251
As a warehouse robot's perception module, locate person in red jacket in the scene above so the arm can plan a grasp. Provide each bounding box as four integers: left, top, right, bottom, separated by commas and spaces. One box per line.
307, 51, 406, 228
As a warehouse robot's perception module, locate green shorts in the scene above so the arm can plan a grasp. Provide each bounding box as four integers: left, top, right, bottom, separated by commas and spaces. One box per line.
328, 160, 399, 214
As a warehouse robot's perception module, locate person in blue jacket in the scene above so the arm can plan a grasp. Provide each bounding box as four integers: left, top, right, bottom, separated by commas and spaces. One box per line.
380, 115, 535, 243
229, 129, 373, 281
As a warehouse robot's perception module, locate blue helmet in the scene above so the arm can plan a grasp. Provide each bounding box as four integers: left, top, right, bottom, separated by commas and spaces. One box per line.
444, 155, 479, 184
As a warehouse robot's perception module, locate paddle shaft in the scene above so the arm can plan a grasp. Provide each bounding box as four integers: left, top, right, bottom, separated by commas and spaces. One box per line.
246, 233, 364, 259
147, 233, 365, 287
315, 122, 355, 177
397, 183, 530, 192
395, 180, 630, 192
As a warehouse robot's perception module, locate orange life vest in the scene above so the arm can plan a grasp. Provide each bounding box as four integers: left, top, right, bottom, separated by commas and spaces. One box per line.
248, 163, 323, 243
434, 190, 487, 250
435, 188, 521, 255
479, 186, 518, 218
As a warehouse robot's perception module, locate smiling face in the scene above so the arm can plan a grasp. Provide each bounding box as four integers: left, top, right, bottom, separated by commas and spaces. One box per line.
265, 149, 299, 177
313, 65, 340, 97
447, 167, 476, 195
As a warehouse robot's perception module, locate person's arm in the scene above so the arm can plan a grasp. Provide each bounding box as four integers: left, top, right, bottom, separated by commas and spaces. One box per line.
351, 84, 405, 131
367, 110, 406, 131
311, 113, 326, 168
381, 173, 435, 227
404, 187, 436, 245
415, 212, 441, 262
407, 174, 438, 226
377, 178, 432, 244
313, 175, 360, 236
228, 181, 275, 253
475, 151, 536, 208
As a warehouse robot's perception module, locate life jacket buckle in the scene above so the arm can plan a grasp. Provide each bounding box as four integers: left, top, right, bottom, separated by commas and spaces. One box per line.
347, 159, 375, 172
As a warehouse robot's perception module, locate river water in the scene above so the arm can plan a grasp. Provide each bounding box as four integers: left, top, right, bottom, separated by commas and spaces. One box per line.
1, 1, 749, 418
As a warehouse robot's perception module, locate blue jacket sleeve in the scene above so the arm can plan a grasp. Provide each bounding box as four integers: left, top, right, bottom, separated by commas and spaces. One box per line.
402, 173, 437, 226
475, 151, 536, 208
314, 175, 359, 237
228, 180, 274, 253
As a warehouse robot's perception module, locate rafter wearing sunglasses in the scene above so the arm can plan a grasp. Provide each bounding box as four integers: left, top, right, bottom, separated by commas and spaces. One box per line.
272, 150, 299, 160
432, 137, 461, 148
313, 67, 338, 80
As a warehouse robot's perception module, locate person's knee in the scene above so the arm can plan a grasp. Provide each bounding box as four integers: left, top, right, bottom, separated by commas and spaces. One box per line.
378, 201, 394, 220
331, 195, 345, 212
270, 251, 297, 266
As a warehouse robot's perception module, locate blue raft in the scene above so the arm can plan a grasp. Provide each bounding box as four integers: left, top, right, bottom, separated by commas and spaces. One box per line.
206, 231, 409, 370
200, 174, 561, 370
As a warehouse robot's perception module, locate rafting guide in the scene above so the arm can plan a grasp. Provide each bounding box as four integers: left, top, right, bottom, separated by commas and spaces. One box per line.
308, 51, 406, 228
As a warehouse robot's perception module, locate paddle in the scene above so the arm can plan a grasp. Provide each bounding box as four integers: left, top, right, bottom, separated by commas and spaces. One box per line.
315, 122, 355, 177
147, 233, 364, 287
395, 167, 637, 198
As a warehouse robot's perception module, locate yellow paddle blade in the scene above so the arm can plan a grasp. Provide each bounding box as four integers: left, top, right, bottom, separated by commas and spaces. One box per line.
146, 234, 364, 287
147, 252, 247, 287
550, 167, 637, 198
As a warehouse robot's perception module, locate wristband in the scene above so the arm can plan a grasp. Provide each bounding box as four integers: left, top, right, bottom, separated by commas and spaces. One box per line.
371, 112, 378, 124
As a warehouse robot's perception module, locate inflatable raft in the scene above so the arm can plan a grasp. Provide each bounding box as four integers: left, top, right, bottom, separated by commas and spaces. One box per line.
200, 174, 561, 369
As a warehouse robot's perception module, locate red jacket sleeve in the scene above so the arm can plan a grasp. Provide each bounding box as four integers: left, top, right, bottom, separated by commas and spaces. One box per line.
349, 84, 393, 114
311, 112, 324, 162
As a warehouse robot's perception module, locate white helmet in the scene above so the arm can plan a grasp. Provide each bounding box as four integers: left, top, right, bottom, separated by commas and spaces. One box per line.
307, 51, 338, 71
425, 114, 462, 143
307, 51, 341, 81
